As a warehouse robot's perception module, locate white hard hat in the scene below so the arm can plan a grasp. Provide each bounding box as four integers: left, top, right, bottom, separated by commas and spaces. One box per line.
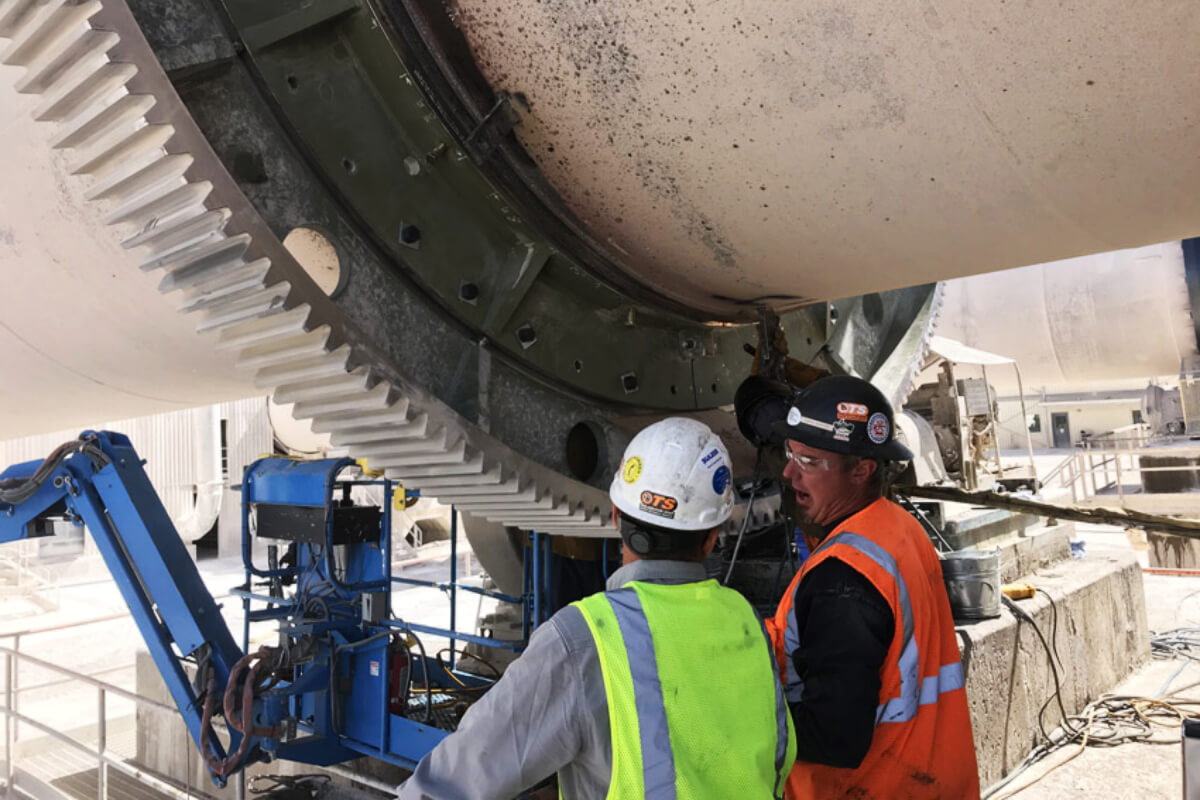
610, 417, 734, 531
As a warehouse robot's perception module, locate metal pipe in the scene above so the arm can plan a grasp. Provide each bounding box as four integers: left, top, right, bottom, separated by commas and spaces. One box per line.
97, 689, 106, 800
981, 364, 1004, 480
326, 763, 399, 795
1116, 450, 1125, 503
521, 543, 530, 643
5, 652, 12, 789
1012, 363, 1037, 482
389, 577, 522, 605
543, 531, 553, 619
450, 506, 458, 668
383, 478, 393, 618
11, 636, 17, 748
531, 533, 540, 627
381, 619, 524, 651
0, 647, 175, 713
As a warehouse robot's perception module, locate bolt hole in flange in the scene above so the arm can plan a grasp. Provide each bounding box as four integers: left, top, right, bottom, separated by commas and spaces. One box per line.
398, 223, 421, 249
458, 281, 479, 304
283, 227, 342, 296
566, 421, 603, 482
342, 157, 357, 175
574, 359, 584, 373
516, 324, 537, 349
286, 74, 299, 91
621, 373, 639, 394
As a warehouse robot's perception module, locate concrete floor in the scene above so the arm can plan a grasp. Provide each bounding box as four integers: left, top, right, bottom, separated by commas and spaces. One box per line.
991, 524, 1200, 799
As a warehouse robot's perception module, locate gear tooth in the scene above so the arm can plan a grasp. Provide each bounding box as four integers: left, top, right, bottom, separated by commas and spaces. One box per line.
0, 0, 616, 543
0, 0, 42, 39
2, 0, 102, 68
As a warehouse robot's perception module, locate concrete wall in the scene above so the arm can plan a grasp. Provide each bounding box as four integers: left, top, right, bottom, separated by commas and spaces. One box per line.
961, 550, 1148, 787
134, 650, 408, 796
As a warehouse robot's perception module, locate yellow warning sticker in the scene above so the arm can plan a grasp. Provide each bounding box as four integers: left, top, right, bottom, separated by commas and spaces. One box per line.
622, 456, 643, 484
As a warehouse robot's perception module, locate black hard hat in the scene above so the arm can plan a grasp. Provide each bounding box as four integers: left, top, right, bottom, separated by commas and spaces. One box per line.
772, 375, 914, 461
734, 375, 793, 447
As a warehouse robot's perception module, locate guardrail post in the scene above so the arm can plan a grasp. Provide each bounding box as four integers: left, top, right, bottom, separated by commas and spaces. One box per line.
1115, 451, 1124, 504
450, 505, 458, 669
97, 689, 106, 800
4, 651, 12, 789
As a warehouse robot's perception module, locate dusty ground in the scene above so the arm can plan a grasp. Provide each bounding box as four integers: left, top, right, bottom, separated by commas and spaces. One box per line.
991, 524, 1200, 799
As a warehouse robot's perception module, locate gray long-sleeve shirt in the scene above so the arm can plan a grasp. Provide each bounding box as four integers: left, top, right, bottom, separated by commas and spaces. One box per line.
395, 559, 708, 800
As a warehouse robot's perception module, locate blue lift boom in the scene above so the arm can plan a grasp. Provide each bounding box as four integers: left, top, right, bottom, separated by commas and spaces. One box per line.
0, 432, 534, 787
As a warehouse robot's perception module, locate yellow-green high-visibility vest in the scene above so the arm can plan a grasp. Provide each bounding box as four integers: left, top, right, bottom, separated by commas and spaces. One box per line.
570, 579, 796, 799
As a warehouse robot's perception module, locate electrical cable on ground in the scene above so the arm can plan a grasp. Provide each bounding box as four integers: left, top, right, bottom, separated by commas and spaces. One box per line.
982, 597, 1200, 799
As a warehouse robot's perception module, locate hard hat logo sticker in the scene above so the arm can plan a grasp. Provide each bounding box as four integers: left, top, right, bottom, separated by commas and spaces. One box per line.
786, 407, 802, 426
836, 402, 869, 422
712, 465, 730, 495
867, 413, 890, 444
639, 490, 678, 519
833, 419, 854, 442
622, 456, 643, 484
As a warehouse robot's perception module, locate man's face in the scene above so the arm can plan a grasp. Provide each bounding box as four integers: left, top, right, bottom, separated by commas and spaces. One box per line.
782, 440, 857, 526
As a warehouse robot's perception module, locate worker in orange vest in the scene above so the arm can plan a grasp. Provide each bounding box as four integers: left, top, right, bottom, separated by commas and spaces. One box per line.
764, 375, 980, 799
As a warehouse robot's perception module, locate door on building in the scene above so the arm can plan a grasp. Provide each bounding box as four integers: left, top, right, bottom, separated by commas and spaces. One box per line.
1051, 412, 1071, 448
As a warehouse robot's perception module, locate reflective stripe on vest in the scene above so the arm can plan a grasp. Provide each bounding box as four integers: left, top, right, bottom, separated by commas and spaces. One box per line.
575, 581, 795, 799
607, 589, 677, 796
759, 617, 793, 798
784, 531, 963, 724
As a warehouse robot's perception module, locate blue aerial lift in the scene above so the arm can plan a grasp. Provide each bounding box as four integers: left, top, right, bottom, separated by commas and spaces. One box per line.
0, 431, 541, 791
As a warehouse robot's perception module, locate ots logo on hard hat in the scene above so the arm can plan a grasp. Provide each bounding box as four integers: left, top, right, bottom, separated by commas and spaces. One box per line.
712, 465, 730, 495
836, 402, 869, 422
622, 456, 643, 484
867, 412, 890, 444
832, 419, 854, 442
639, 490, 678, 519
786, 407, 802, 426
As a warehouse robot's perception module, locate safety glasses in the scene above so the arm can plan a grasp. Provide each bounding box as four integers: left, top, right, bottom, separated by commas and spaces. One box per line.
784, 445, 834, 473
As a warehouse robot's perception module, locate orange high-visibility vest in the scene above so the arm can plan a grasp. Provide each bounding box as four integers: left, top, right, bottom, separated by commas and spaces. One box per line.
767, 497, 980, 799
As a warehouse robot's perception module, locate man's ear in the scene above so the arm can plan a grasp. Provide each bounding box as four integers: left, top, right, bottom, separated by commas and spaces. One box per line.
853, 457, 879, 485
702, 528, 720, 557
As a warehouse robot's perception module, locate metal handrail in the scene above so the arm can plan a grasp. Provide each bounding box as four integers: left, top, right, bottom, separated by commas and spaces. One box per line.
0, 645, 213, 800
1042, 445, 1200, 510
0, 646, 174, 714
1040, 451, 1078, 489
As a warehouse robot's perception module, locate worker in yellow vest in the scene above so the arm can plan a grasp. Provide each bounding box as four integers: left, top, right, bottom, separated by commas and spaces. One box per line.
398, 417, 795, 799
